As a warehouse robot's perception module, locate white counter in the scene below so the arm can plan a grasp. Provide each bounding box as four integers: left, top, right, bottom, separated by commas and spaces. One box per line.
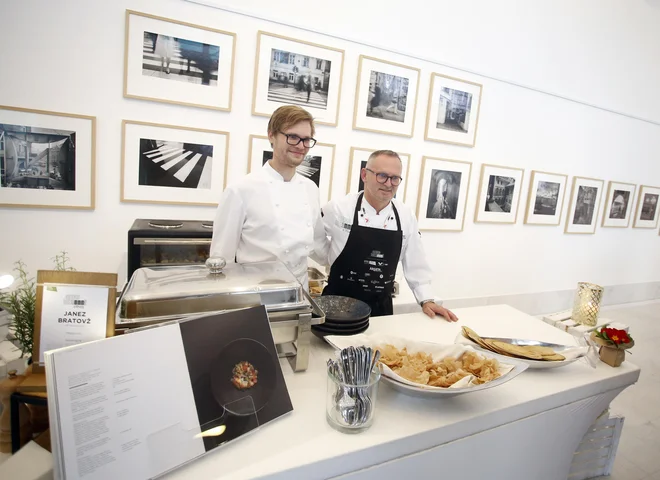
164, 304, 640, 480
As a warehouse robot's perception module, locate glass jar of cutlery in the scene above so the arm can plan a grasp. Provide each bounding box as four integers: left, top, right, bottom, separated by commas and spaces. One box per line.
326, 346, 381, 433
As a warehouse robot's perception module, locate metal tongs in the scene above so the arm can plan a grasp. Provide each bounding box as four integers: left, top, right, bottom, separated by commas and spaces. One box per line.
327, 346, 381, 427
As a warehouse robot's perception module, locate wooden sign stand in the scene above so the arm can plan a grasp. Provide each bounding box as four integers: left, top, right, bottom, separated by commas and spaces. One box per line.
32, 271, 117, 374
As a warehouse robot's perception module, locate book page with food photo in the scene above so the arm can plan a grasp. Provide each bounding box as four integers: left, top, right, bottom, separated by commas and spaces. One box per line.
44, 305, 292, 479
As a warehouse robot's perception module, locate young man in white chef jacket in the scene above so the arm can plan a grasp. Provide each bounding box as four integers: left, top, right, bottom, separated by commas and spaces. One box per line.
321, 150, 458, 320
210, 106, 328, 289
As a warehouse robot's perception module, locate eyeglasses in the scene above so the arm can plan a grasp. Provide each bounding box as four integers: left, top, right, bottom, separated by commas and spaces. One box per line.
365, 168, 402, 186
280, 132, 317, 148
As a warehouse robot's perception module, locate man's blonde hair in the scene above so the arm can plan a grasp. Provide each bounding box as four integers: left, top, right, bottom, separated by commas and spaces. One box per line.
267, 105, 315, 137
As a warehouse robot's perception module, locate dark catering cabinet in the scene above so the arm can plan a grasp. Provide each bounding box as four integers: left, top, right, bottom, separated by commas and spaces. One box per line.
127, 219, 213, 281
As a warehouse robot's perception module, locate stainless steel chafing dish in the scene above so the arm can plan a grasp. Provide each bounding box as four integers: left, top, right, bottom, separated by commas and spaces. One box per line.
116, 257, 325, 372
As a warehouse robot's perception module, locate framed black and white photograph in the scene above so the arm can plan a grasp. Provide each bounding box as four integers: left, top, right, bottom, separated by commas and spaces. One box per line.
633, 185, 660, 229
346, 147, 410, 202
424, 73, 483, 147
416, 157, 472, 231
121, 120, 228, 206
602, 181, 636, 228
252, 32, 345, 126
353, 56, 420, 137
523, 170, 568, 226
474, 164, 525, 224
0, 105, 95, 209
248, 135, 335, 204
124, 10, 236, 111
564, 176, 604, 234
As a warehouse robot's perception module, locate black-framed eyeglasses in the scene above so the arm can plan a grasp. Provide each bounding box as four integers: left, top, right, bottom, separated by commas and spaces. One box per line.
365, 168, 402, 186
280, 132, 317, 148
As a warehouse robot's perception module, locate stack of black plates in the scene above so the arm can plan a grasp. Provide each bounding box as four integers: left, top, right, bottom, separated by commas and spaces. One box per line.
311, 295, 371, 339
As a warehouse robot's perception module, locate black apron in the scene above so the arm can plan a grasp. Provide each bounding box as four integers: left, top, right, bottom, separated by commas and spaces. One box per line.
323, 193, 403, 317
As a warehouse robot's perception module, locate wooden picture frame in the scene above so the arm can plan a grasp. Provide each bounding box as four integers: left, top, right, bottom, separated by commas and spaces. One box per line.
346, 147, 411, 202
352, 55, 421, 137
564, 176, 604, 234
247, 134, 336, 204
121, 120, 229, 206
416, 156, 472, 232
252, 31, 345, 126
424, 73, 483, 147
474, 164, 525, 224
632, 184, 660, 229
32, 271, 117, 374
601, 181, 636, 228
523, 170, 569, 226
124, 10, 236, 111
0, 105, 96, 209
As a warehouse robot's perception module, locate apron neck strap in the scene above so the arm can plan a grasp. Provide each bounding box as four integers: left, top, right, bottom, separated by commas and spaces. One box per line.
353, 192, 365, 225
391, 201, 402, 232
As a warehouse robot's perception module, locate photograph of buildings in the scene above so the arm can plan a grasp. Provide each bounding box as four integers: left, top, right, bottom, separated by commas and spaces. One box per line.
267, 49, 332, 109
0, 123, 76, 190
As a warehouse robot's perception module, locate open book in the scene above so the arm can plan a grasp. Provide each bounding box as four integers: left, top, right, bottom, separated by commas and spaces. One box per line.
45, 306, 292, 479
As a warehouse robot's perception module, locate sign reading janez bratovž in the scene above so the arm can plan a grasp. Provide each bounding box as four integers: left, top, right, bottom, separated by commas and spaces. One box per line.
39, 284, 109, 364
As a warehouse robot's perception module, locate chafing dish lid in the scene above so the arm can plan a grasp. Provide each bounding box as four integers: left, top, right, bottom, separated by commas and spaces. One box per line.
119, 259, 307, 320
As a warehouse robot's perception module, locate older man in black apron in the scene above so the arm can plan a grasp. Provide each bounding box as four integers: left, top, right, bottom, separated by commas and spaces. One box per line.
321, 150, 457, 320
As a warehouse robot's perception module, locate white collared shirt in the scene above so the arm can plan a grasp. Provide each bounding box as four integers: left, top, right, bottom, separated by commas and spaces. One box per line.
321, 192, 436, 304
210, 162, 328, 285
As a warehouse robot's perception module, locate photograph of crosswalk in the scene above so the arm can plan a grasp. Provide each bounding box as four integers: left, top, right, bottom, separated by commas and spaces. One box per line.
267, 48, 331, 110
261, 151, 322, 188
142, 31, 220, 86
139, 138, 213, 189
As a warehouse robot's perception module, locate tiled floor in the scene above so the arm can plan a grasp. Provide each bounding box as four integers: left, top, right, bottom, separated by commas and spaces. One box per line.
0, 301, 658, 478
591, 301, 660, 480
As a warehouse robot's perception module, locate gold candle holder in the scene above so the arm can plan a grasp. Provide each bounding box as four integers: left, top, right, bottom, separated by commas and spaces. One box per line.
572, 282, 604, 326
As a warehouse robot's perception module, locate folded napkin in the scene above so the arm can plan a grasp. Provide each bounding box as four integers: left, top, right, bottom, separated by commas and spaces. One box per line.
325, 333, 519, 390
453, 333, 589, 362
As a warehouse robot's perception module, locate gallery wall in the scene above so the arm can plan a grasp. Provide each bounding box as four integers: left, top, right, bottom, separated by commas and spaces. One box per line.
191, 0, 660, 125
1, 0, 660, 304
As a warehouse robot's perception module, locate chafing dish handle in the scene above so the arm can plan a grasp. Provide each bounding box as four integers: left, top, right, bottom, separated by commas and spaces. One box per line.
288, 290, 326, 373
133, 238, 212, 245
305, 288, 326, 323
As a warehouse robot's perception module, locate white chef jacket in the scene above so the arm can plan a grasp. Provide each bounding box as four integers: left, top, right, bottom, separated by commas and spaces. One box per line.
210, 162, 328, 286
322, 192, 437, 305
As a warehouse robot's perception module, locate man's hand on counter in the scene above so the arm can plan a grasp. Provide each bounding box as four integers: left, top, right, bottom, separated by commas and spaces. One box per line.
421, 302, 458, 322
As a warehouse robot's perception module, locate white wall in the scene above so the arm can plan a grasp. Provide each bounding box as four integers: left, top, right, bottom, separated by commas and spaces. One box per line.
191, 0, 660, 124
1, 0, 659, 302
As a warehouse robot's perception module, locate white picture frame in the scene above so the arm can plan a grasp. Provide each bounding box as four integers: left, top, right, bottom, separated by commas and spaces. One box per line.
601, 181, 636, 228
424, 73, 483, 147
474, 164, 525, 224
346, 147, 410, 202
352, 55, 421, 137
252, 31, 345, 126
564, 176, 604, 234
633, 184, 660, 229
524, 170, 568, 226
0, 105, 95, 210
416, 156, 472, 232
248, 134, 335, 205
123, 10, 236, 111
121, 120, 229, 206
